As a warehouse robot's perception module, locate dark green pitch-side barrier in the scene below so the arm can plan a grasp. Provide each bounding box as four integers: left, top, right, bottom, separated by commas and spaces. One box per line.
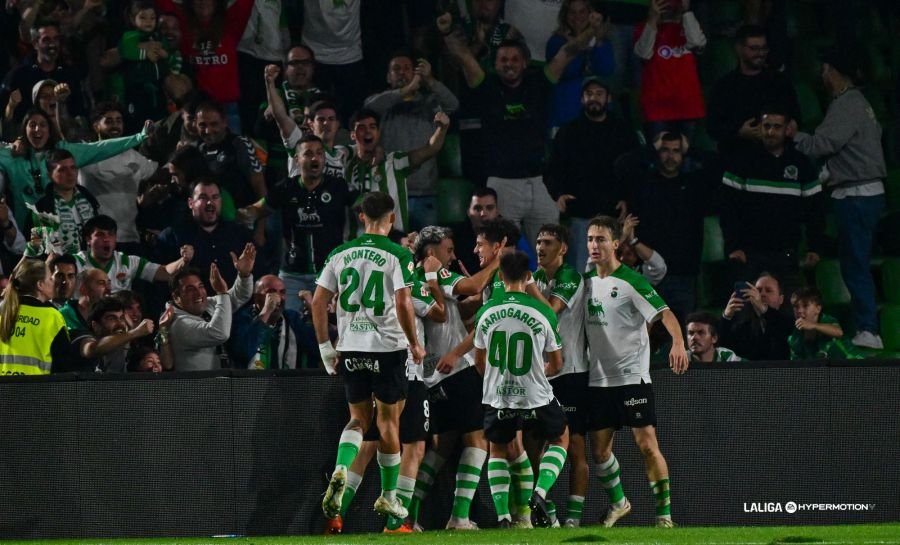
0, 361, 897, 539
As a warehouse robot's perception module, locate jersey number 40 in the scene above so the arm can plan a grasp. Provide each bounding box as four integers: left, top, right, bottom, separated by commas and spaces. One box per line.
488, 330, 533, 376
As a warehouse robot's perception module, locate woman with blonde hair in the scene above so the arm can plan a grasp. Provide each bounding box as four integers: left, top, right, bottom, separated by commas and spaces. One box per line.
0, 258, 70, 375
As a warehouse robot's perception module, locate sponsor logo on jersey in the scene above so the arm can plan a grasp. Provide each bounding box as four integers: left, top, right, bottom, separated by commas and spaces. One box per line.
439, 268, 451, 279
350, 318, 377, 332
496, 384, 528, 397
497, 407, 537, 420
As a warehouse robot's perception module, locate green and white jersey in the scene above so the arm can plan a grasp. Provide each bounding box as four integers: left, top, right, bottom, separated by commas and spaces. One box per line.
534, 263, 587, 376
346, 151, 411, 232
474, 292, 562, 409
408, 280, 437, 382
73, 250, 160, 293
482, 270, 506, 303
584, 264, 668, 387
688, 347, 742, 363
417, 266, 473, 387
284, 126, 350, 180
316, 233, 415, 352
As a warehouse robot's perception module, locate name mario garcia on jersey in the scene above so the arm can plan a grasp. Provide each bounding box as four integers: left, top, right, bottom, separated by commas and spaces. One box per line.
478, 307, 545, 337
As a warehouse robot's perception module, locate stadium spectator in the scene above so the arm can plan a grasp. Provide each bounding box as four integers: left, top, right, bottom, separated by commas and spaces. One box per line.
155, 179, 260, 285
49, 253, 77, 308
600, 0, 649, 95
156, 0, 254, 131
718, 272, 793, 361
74, 296, 156, 373
0, 109, 148, 227
625, 132, 712, 323
300, 0, 367, 123
789, 287, 861, 360
545, 1, 615, 130
0, 196, 26, 271
706, 24, 801, 155
345, 108, 450, 233
720, 105, 824, 296
117, 0, 182, 132
139, 89, 206, 165
238, 134, 351, 316
546, 76, 640, 269
77, 102, 159, 255
0, 258, 70, 375
686, 312, 741, 363
791, 48, 887, 350
3, 79, 76, 141
618, 213, 667, 285
127, 345, 163, 373
71, 215, 193, 292
315, 192, 425, 522
0, 20, 87, 123
195, 100, 267, 246
633, 0, 706, 141
364, 53, 459, 230
583, 215, 687, 529
168, 244, 255, 371
439, 11, 602, 247
59, 268, 110, 331
24, 149, 100, 257
137, 146, 211, 251
236, 0, 290, 132
253, 46, 322, 185
112, 289, 156, 351
455, 0, 523, 72
505, 0, 562, 64
228, 274, 317, 370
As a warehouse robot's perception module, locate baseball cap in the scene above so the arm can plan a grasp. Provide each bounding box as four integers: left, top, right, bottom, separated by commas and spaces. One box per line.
581, 76, 610, 93
31, 79, 58, 104
820, 46, 861, 81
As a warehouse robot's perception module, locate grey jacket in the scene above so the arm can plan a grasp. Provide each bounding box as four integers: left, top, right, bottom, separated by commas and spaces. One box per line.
170, 274, 253, 371
794, 88, 886, 188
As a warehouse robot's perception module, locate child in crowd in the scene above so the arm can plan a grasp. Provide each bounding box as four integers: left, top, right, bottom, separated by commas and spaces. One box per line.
118, 0, 182, 131
789, 287, 860, 360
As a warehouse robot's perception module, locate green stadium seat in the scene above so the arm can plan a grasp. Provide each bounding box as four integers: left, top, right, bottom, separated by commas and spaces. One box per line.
436, 177, 475, 225
701, 216, 724, 263
794, 82, 824, 128
816, 259, 851, 306
879, 304, 900, 351
437, 132, 463, 178
700, 38, 736, 85
882, 258, 900, 304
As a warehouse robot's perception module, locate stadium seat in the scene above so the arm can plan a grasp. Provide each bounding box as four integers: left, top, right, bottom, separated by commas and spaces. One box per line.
701, 216, 725, 263
879, 304, 900, 352
701, 38, 736, 85
882, 258, 900, 304
815, 259, 851, 306
437, 132, 463, 178
436, 177, 475, 225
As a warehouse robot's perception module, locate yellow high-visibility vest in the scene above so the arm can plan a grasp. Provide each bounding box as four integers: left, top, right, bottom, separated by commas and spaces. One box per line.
0, 299, 68, 376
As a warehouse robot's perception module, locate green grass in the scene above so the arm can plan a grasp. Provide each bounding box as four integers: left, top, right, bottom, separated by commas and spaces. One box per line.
2, 524, 899, 545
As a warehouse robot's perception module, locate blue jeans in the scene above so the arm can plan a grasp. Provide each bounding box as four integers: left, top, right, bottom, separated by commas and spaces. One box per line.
833, 194, 885, 333
280, 272, 319, 316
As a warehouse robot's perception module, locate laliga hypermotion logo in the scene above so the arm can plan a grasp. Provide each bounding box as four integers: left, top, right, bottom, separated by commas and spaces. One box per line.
744, 501, 876, 513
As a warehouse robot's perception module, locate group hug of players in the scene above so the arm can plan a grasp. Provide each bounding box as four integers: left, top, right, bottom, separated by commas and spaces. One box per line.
312, 193, 690, 534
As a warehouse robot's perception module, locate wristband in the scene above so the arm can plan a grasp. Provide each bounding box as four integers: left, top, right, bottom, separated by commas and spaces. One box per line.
424, 271, 438, 281
319, 341, 339, 375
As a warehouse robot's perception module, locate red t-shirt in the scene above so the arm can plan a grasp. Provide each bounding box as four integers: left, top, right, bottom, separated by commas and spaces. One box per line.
634, 21, 705, 122
156, 0, 254, 104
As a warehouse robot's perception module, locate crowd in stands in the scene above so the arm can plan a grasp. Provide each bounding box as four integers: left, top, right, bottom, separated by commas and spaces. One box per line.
0, 0, 898, 375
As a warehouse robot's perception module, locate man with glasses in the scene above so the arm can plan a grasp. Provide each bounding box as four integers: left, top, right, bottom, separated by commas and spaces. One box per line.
707, 24, 800, 155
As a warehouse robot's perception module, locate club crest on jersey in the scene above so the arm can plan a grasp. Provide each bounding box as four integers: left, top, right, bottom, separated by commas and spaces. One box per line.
407, 262, 414, 273
321, 191, 332, 203
610, 287, 618, 298
784, 165, 799, 180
